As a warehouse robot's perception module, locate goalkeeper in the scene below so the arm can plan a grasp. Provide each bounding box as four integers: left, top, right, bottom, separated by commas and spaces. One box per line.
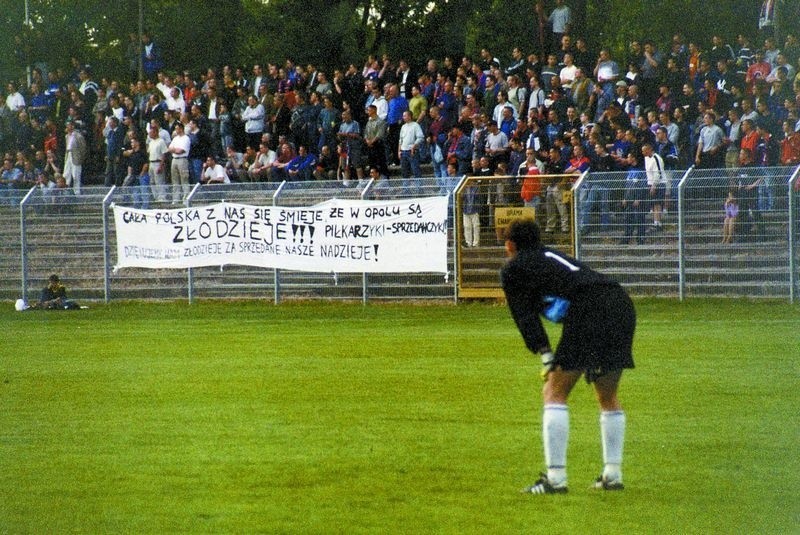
501, 219, 635, 495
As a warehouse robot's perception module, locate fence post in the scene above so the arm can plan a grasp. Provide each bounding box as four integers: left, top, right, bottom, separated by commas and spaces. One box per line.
452, 176, 467, 303
19, 187, 36, 302
185, 183, 202, 304
676, 166, 694, 301
102, 187, 117, 304
789, 165, 800, 304
272, 181, 287, 304
360, 178, 375, 305
572, 171, 588, 260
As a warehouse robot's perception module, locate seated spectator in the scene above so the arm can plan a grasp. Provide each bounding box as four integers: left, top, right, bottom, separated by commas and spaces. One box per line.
202, 155, 229, 184
224, 146, 246, 182
248, 143, 277, 181
286, 145, 317, 181
271, 143, 296, 182
313, 144, 337, 180
31, 274, 80, 310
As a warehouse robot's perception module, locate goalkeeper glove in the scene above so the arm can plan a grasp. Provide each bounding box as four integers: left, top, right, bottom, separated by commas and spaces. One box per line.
540, 351, 555, 381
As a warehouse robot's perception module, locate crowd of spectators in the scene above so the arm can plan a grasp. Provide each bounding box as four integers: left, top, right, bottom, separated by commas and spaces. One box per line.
2, 15, 800, 214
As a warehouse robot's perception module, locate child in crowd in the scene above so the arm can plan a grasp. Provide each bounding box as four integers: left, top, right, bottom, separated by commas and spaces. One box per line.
722, 188, 738, 244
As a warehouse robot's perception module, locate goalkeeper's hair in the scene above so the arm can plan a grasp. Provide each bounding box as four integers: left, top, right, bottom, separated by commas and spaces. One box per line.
504, 218, 541, 251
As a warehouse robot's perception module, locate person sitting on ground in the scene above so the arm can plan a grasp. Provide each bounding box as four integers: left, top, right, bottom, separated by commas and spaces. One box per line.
32, 274, 80, 310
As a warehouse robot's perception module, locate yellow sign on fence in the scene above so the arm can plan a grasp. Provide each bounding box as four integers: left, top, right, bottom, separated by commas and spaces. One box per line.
494, 206, 536, 232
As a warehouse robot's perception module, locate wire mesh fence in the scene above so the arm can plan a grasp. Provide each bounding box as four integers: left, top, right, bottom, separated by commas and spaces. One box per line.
573, 169, 683, 296
454, 174, 575, 298
5, 165, 799, 303
679, 166, 797, 298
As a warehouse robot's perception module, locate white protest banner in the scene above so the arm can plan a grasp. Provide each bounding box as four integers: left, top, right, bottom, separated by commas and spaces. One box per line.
113, 197, 449, 273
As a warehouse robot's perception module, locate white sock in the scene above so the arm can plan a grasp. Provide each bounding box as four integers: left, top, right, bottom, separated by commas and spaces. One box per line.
600, 410, 626, 482
543, 404, 569, 486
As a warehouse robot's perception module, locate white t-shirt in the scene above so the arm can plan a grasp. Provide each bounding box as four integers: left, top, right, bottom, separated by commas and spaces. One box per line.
147, 137, 169, 163
6, 92, 25, 112
203, 163, 229, 183
169, 133, 191, 157
644, 153, 665, 186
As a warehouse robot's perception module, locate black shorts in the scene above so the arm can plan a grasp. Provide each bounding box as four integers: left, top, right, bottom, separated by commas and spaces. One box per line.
554, 285, 636, 382
649, 183, 666, 206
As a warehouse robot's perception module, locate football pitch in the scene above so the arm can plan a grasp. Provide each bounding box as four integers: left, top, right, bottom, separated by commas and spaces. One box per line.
1, 299, 798, 533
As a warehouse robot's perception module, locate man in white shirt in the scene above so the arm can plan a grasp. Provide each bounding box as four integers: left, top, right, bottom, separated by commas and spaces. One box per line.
398, 110, 424, 192
168, 122, 191, 203
147, 118, 172, 146
366, 82, 388, 121
250, 64, 264, 97
147, 126, 169, 201
63, 122, 87, 194
241, 95, 265, 150
5, 82, 25, 112
166, 86, 185, 114
202, 155, 229, 184
642, 143, 666, 230
248, 142, 277, 181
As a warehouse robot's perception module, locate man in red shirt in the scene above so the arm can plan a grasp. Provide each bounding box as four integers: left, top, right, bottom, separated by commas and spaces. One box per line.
745, 49, 771, 95
780, 120, 800, 165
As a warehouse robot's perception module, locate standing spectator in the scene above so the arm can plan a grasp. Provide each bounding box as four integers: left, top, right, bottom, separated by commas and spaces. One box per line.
241, 95, 264, 150
547, 0, 572, 51
385, 84, 408, 166
582, 142, 614, 232
695, 111, 725, 168
518, 146, 544, 210
638, 42, 662, 109
724, 108, 743, 169
103, 116, 126, 187
735, 148, 762, 237
363, 104, 388, 176
408, 84, 428, 122
336, 109, 363, 184
398, 110, 424, 193
780, 120, 800, 165
722, 188, 739, 244
168, 122, 191, 203
447, 124, 473, 177
485, 120, 510, 171
186, 119, 210, 185
63, 121, 86, 194
141, 32, 164, 80
122, 137, 150, 209
620, 152, 648, 245
593, 49, 620, 121
316, 96, 340, 154
642, 143, 666, 231
542, 146, 567, 232
146, 125, 168, 202
746, 49, 772, 96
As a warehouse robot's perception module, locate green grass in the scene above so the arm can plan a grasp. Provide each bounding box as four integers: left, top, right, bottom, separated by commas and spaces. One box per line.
1, 299, 798, 533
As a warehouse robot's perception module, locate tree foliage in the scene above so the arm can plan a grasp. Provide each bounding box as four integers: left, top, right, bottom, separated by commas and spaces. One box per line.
0, 0, 779, 85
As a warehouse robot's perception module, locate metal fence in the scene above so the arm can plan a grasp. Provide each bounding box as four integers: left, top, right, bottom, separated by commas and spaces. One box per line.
7, 165, 800, 304
570, 164, 800, 300
454, 174, 575, 299
15, 178, 461, 304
